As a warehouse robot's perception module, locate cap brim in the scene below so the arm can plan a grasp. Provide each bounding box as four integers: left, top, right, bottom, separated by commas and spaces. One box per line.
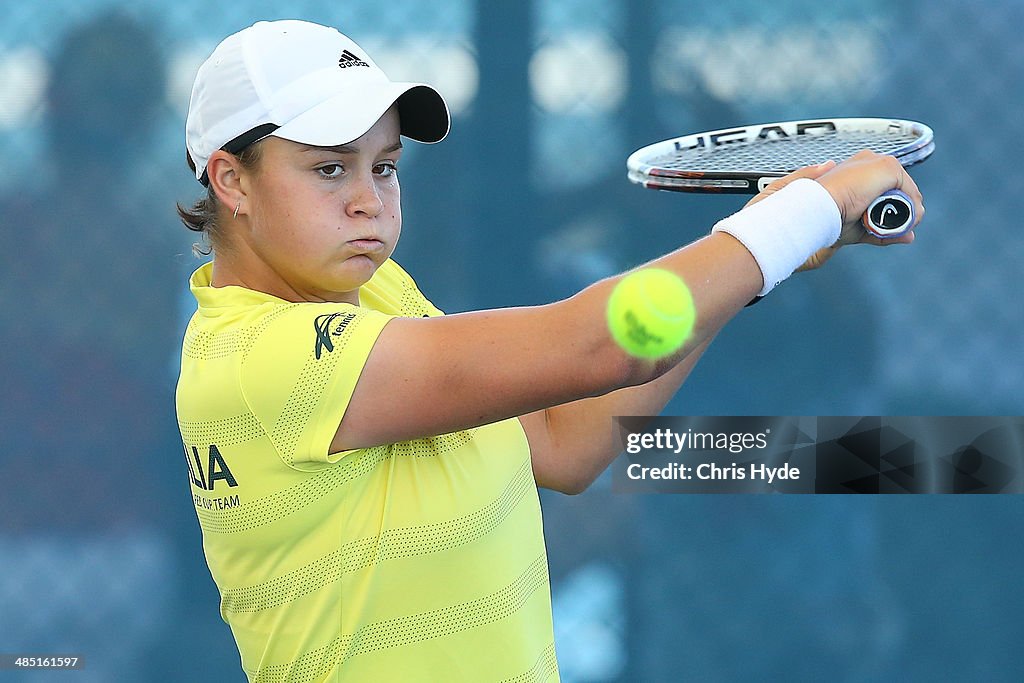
272, 81, 449, 148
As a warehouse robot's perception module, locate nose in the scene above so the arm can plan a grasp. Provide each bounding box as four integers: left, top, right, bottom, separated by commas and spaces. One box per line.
345, 173, 384, 219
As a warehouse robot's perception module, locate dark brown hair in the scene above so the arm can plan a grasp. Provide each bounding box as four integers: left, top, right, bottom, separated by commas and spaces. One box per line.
176, 143, 265, 256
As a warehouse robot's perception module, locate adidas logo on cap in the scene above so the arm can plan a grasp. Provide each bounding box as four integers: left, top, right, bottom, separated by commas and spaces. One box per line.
338, 49, 369, 68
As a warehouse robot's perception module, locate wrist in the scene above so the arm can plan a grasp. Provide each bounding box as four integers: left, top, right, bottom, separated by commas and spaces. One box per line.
711, 178, 841, 296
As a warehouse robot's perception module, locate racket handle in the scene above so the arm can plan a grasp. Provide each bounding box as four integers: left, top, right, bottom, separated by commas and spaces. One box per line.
862, 189, 914, 238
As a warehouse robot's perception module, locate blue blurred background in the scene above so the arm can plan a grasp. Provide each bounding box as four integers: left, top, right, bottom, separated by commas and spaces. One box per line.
1, 1, 1022, 681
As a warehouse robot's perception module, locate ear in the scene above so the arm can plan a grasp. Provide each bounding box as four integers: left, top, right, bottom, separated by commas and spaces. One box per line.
206, 150, 247, 217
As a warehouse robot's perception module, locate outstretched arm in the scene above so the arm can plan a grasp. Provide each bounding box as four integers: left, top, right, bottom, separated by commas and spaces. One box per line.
334, 230, 760, 452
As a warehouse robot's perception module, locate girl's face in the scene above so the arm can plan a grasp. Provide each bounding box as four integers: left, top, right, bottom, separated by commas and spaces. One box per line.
240, 106, 403, 304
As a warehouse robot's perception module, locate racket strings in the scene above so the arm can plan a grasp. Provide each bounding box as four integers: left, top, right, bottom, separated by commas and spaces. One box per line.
650, 131, 922, 173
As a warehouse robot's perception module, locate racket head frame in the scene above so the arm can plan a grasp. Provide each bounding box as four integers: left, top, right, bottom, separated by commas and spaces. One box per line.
627, 118, 934, 194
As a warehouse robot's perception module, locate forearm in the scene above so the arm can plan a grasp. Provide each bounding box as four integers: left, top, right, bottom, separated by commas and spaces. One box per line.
533, 335, 715, 493
523, 228, 760, 489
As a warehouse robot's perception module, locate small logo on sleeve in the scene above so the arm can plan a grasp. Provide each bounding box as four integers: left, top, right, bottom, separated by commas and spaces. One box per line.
314, 312, 358, 359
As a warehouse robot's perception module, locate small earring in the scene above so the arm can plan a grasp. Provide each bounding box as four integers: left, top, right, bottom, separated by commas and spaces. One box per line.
233, 201, 241, 219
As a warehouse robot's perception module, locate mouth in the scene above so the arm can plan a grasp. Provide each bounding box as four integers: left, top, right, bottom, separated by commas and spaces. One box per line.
346, 238, 385, 253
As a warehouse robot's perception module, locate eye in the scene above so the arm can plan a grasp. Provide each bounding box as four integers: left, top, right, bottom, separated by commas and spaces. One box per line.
374, 161, 397, 178
317, 164, 344, 179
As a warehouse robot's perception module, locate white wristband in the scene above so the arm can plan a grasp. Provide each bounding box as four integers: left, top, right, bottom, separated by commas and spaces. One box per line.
711, 178, 841, 296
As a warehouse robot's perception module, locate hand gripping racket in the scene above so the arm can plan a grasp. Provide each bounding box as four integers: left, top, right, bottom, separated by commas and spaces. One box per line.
627, 118, 933, 238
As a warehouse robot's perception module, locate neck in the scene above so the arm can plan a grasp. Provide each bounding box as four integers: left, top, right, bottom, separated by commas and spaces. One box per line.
209, 243, 360, 306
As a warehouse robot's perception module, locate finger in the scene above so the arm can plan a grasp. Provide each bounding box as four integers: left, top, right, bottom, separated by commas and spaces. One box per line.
894, 167, 926, 228
747, 160, 837, 208
876, 154, 925, 229
767, 159, 837, 190
858, 229, 916, 247
795, 245, 839, 272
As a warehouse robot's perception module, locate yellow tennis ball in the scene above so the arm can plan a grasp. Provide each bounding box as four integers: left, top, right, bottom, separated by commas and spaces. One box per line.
606, 268, 696, 359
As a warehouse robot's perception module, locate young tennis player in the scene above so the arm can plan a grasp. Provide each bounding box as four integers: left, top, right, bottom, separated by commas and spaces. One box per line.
176, 19, 923, 682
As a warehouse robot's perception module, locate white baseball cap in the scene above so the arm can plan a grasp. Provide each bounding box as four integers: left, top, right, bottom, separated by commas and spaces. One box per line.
185, 20, 450, 185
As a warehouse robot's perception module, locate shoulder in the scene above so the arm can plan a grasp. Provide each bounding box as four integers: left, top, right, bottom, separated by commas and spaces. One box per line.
362, 259, 443, 318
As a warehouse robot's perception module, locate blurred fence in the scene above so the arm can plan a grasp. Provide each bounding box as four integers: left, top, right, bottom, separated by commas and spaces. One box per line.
1, 0, 1023, 681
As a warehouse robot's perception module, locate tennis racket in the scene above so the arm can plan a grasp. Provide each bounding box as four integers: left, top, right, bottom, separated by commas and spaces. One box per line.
627, 118, 933, 238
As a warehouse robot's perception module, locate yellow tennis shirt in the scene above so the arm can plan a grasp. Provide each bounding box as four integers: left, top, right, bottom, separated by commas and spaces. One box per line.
176, 260, 558, 682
